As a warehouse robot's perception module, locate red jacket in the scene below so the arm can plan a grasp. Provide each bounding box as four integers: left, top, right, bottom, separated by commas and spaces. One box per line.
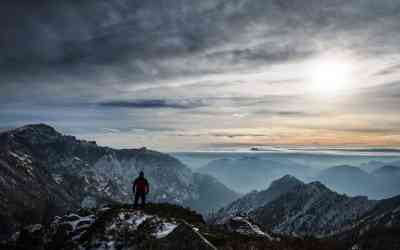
133, 177, 149, 193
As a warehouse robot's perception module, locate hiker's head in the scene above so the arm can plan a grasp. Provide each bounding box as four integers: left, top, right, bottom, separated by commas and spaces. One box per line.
139, 171, 144, 178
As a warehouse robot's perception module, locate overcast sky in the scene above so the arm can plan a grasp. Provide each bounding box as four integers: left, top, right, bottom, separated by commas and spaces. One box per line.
1, 0, 400, 151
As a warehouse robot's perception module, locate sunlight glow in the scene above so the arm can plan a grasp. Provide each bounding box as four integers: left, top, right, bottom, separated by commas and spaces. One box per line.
307, 56, 355, 97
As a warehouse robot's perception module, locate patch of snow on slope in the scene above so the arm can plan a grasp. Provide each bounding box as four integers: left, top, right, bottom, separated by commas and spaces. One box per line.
64, 214, 95, 231
24, 224, 42, 233
52, 174, 63, 184
121, 211, 153, 228
232, 217, 273, 239
9, 151, 34, 175
152, 222, 178, 239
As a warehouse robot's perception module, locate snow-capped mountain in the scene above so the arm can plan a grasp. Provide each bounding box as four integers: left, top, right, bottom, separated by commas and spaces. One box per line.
249, 181, 376, 237
0, 124, 238, 239
211, 175, 304, 221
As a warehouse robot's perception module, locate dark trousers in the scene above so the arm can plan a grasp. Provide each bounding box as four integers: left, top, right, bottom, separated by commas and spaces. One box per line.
134, 192, 146, 207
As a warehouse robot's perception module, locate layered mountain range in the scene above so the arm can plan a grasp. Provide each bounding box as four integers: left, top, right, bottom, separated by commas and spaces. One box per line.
315, 164, 400, 199
197, 157, 313, 193
0, 124, 238, 239
198, 156, 400, 199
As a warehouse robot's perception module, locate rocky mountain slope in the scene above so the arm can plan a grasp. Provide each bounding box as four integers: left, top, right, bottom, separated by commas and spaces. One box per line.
0, 124, 238, 239
334, 194, 400, 250
213, 175, 376, 237
2, 200, 399, 250
1, 203, 340, 250
249, 181, 375, 237
211, 175, 304, 221
0, 183, 400, 250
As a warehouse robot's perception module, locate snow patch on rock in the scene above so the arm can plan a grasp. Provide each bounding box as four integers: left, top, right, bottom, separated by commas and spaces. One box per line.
152, 222, 178, 239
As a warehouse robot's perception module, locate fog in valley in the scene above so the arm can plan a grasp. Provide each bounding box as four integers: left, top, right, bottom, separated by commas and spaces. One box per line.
173, 149, 400, 199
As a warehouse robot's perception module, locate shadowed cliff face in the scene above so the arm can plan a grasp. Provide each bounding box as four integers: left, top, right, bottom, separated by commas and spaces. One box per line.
0, 124, 238, 239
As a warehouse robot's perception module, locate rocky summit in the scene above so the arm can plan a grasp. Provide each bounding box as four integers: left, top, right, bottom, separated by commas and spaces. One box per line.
2, 201, 400, 250
1, 203, 342, 250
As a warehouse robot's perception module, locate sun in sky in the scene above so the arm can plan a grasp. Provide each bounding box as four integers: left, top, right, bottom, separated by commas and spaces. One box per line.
307, 55, 355, 97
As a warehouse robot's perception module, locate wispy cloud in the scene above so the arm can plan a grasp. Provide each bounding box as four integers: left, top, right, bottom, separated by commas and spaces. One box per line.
99, 99, 207, 109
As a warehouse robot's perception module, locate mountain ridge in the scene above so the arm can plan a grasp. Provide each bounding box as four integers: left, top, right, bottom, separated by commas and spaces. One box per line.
212, 175, 377, 237
211, 175, 304, 222
0, 124, 238, 239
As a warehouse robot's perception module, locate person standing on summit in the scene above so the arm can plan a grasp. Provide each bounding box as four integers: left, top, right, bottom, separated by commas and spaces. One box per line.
132, 171, 150, 208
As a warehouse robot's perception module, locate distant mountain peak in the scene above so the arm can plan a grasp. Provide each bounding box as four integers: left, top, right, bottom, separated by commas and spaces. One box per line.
2, 123, 64, 147
212, 175, 305, 222
17, 123, 58, 132
373, 165, 400, 175
248, 180, 375, 237
12, 123, 60, 137
307, 181, 331, 192
21, 123, 55, 129
269, 175, 303, 189
327, 165, 368, 174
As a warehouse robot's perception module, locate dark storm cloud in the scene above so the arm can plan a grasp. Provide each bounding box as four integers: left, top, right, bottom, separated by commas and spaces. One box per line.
0, 0, 229, 66
3, 0, 399, 73
99, 99, 206, 109
0, 0, 398, 103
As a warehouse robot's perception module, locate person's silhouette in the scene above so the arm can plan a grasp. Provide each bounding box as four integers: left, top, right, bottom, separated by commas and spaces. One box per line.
132, 171, 149, 208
